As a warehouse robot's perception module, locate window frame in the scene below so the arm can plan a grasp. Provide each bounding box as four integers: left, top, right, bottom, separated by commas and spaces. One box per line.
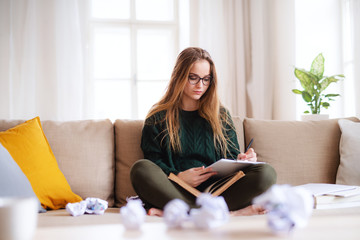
341, 0, 357, 117
87, 0, 180, 120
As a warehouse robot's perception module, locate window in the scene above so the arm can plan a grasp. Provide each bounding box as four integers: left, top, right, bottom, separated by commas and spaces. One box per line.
88, 0, 180, 120
342, 0, 356, 117
295, 0, 345, 119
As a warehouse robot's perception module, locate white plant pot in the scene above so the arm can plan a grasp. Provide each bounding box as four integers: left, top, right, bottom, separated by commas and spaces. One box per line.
301, 114, 329, 121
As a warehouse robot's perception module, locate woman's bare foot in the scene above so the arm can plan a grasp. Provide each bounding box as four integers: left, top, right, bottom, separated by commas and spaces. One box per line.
230, 205, 267, 216
147, 205, 265, 217
147, 208, 164, 217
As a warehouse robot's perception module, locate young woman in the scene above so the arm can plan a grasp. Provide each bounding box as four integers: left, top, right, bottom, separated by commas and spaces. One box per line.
130, 47, 276, 216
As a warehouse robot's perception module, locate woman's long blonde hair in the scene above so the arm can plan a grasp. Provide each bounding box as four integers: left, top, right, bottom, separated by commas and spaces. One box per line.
146, 47, 236, 157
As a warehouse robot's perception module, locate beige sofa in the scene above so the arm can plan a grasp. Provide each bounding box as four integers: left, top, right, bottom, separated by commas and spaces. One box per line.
1, 117, 360, 240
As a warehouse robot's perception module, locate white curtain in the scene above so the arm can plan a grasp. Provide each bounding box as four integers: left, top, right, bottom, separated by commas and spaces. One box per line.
189, 0, 296, 120
0, 0, 86, 121
349, 0, 360, 117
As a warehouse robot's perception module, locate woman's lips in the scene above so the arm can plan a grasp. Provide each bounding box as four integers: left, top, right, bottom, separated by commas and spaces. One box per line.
194, 91, 202, 95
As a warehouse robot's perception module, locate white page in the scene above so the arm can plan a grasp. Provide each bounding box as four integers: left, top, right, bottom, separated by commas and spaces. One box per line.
297, 183, 360, 197
207, 159, 266, 177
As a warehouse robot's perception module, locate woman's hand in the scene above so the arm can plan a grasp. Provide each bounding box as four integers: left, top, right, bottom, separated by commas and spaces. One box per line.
237, 148, 257, 162
177, 166, 217, 187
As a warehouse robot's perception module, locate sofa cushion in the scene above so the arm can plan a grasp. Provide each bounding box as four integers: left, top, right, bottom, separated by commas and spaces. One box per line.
114, 119, 144, 207
0, 117, 82, 209
336, 119, 360, 185
243, 117, 359, 185
41, 119, 115, 206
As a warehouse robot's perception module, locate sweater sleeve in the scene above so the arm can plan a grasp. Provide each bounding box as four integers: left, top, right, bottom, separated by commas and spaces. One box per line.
140, 114, 179, 176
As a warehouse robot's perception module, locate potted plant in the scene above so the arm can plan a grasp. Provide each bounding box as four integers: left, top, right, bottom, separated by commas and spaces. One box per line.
292, 53, 344, 120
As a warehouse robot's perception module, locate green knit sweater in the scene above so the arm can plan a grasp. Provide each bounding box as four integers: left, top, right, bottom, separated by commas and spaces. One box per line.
140, 109, 240, 176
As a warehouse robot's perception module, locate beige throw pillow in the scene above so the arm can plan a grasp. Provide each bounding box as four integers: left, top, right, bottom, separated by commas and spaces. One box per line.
243, 118, 349, 185
336, 119, 360, 185
42, 119, 115, 206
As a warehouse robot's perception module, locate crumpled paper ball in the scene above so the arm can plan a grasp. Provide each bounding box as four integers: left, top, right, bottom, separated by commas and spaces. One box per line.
120, 199, 146, 230
66, 200, 87, 217
253, 184, 314, 235
85, 198, 108, 215
190, 194, 229, 229
163, 199, 190, 228
66, 198, 108, 216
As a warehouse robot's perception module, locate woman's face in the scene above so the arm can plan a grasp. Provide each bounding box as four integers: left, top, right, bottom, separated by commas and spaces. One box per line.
181, 59, 211, 111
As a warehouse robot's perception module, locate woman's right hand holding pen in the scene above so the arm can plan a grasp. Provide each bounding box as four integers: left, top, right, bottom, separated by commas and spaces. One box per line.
237, 148, 257, 162
237, 138, 257, 162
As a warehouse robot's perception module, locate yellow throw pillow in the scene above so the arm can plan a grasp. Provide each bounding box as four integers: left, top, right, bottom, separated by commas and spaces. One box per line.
0, 117, 82, 209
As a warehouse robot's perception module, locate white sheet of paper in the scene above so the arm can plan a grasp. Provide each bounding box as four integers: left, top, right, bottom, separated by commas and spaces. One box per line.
207, 159, 266, 177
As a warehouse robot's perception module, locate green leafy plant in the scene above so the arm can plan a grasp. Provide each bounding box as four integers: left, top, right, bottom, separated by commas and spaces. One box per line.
292, 53, 345, 114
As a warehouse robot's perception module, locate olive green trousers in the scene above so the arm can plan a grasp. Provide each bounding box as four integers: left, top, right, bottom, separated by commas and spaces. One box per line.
130, 159, 277, 211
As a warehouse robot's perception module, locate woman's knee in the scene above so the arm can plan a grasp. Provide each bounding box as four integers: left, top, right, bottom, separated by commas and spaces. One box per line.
256, 164, 277, 192
130, 159, 168, 185
130, 159, 157, 182
245, 164, 277, 194
131, 159, 150, 171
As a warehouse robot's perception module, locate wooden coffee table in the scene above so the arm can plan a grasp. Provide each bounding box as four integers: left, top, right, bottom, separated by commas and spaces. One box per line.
34, 207, 360, 240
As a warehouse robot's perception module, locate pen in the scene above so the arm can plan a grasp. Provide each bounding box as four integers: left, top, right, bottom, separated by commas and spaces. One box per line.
245, 138, 254, 153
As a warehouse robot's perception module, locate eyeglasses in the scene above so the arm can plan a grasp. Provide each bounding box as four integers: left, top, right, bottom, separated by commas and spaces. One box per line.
188, 74, 212, 86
